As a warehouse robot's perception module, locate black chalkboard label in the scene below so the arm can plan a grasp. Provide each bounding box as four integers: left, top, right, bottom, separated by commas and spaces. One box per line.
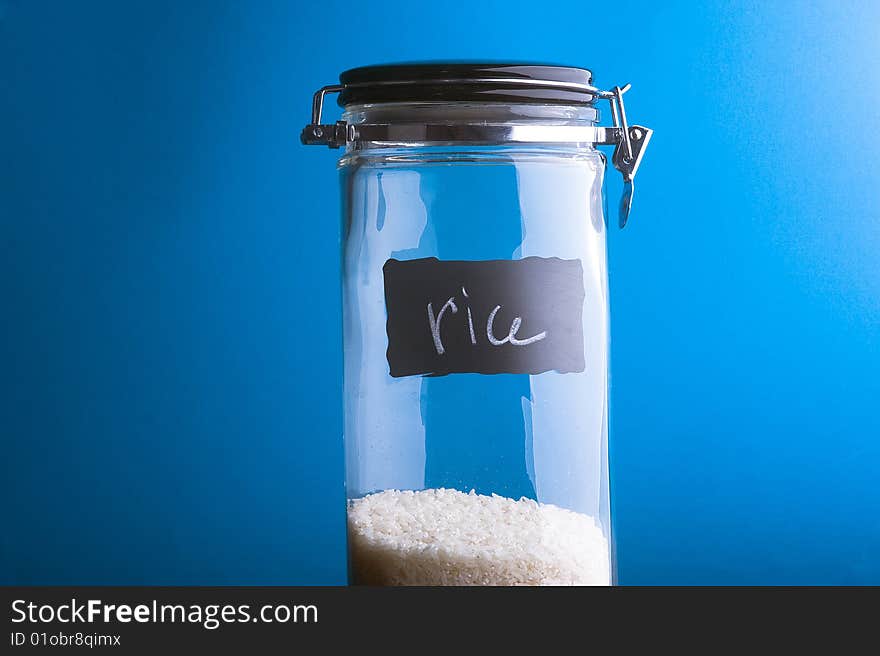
383, 257, 586, 377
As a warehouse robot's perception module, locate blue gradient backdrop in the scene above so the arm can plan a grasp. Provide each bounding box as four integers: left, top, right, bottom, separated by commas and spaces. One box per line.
2, 1, 879, 585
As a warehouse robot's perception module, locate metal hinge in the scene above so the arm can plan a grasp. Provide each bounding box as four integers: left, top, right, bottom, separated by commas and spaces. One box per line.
300, 85, 348, 148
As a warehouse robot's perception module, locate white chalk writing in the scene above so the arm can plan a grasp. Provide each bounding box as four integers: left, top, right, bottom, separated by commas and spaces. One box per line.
427, 298, 458, 355
427, 293, 546, 355
487, 305, 547, 347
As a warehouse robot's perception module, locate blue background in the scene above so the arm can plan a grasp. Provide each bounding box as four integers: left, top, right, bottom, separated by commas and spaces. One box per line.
2, 0, 878, 585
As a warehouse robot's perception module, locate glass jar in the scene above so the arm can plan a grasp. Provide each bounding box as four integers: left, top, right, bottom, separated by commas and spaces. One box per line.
302, 63, 652, 586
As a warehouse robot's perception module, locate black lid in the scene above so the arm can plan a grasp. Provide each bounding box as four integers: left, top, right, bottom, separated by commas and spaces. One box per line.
338, 62, 597, 106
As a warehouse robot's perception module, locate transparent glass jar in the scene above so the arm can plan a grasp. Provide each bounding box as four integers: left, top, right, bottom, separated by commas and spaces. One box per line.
303, 63, 652, 586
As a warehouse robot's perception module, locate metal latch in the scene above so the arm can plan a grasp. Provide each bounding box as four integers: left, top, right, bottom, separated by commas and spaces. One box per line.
601, 84, 652, 227
301, 82, 652, 227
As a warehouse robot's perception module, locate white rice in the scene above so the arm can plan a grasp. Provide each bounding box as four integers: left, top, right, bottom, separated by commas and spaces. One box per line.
347, 488, 610, 586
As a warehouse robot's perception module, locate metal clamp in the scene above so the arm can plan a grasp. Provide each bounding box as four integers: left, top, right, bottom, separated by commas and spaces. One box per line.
301, 82, 652, 226
300, 85, 348, 147
603, 84, 652, 226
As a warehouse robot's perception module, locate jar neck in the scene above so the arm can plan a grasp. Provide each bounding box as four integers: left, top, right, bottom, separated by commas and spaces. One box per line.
342, 102, 599, 126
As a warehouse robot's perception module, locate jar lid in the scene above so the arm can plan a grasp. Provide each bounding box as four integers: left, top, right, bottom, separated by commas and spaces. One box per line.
302, 63, 653, 227
337, 62, 598, 106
